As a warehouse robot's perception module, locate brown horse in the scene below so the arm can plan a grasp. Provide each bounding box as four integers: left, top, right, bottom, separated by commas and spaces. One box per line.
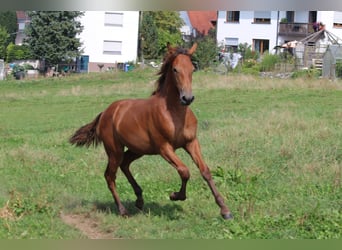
69, 43, 232, 219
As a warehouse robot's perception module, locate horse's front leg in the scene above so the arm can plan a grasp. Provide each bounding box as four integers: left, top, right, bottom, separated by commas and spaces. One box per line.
160, 145, 190, 201
185, 139, 233, 220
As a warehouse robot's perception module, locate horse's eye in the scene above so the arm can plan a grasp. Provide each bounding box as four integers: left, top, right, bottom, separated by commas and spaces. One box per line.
173, 68, 178, 73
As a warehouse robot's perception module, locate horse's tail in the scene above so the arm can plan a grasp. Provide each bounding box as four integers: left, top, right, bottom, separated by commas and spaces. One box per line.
69, 113, 103, 148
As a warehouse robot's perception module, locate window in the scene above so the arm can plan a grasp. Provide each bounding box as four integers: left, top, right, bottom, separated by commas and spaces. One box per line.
253, 11, 271, 24
333, 11, 342, 28
104, 12, 123, 26
226, 11, 240, 22
224, 37, 239, 52
18, 22, 26, 31
253, 39, 269, 54
286, 11, 294, 23
309, 11, 317, 23
103, 40, 122, 55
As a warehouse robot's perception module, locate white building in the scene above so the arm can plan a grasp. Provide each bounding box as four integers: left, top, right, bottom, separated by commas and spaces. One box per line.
15, 11, 30, 45
217, 11, 342, 54
78, 11, 140, 72
217, 11, 279, 54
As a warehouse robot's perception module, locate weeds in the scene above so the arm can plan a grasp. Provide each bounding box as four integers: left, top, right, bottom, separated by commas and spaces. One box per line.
2, 190, 54, 219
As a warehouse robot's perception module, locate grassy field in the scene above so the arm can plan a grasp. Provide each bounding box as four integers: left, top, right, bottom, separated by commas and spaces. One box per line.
0, 69, 341, 239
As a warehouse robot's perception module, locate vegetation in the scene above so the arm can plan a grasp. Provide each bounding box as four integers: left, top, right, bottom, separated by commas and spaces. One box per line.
336, 60, 342, 78
258, 52, 281, 71
140, 11, 184, 59
0, 70, 341, 239
0, 11, 17, 45
24, 11, 84, 68
139, 12, 159, 60
0, 26, 9, 59
291, 68, 322, 79
6, 43, 32, 62
189, 28, 218, 70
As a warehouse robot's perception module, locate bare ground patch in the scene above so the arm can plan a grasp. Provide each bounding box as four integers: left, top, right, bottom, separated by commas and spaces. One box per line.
60, 212, 116, 239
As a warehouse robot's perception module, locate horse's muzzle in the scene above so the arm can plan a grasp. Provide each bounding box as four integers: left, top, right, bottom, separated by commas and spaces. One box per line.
180, 95, 195, 106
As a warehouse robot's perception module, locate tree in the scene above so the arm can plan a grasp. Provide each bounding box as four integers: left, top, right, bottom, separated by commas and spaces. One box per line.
152, 11, 184, 56
24, 11, 84, 68
0, 11, 17, 44
139, 11, 184, 59
189, 28, 219, 70
0, 26, 10, 59
140, 12, 159, 60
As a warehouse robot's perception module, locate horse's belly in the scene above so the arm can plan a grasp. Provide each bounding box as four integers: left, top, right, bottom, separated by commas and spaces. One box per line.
116, 123, 158, 155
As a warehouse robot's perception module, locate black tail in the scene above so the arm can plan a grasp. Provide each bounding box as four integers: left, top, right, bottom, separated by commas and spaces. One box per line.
69, 113, 102, 148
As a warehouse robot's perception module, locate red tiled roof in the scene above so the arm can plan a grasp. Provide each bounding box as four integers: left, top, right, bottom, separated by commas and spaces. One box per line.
187, 11, 217, 35
16, 11, 29, 20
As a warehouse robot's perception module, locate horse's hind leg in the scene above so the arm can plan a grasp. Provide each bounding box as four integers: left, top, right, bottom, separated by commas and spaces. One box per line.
104, 151, 128, 216
120, 150, 144, 210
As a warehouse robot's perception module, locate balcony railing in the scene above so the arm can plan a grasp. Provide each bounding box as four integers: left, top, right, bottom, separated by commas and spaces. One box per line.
279, 22, 315, 37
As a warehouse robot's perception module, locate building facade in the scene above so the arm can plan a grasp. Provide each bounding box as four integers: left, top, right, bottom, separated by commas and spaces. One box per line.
217, 11, 279, 54
217, 11, 342, 54
15, 11, 30, 45
78, 11, 140, 72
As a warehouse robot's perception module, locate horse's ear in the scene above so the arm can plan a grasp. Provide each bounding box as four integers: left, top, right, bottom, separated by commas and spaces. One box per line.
188, 43, 197, 55
166, 42, 172, 51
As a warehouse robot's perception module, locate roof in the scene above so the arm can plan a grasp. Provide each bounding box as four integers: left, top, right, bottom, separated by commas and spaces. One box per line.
187, 11, 217, 35
299, 28, 342, 45
16, 11, 29, 20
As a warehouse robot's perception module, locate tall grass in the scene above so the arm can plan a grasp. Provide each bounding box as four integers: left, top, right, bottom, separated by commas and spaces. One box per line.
0, 70, 341, 238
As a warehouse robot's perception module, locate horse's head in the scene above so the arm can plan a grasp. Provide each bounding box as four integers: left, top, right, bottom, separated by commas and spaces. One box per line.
170, 43, 197, 106
156, 43, 197, 106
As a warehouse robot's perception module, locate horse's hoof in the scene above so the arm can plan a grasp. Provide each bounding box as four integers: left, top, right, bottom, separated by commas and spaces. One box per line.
222, 213, 233, 220
169, 192, 186, 201
119, 207, 129, 218
135, 199, 144, 210
120, 213, 130, 218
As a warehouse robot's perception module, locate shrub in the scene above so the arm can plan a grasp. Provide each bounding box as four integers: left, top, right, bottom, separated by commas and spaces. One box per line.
190, 28, 219, 70
6, 43, 32, 62
259, 52, 280, 72
238, 43, 259, 60
335, 60, 342, 78
291, 68, 321, 79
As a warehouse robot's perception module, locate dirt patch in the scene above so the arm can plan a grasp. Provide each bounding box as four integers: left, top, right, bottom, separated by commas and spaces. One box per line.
60, 212, 115, 239
0, 201, 15, 220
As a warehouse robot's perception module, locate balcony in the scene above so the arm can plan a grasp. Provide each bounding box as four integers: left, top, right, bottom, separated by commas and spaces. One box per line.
279, 22, 315, 37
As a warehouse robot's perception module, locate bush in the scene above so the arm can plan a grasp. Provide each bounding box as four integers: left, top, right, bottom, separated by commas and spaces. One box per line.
233, 58, 260, 75
188, 28, 219, 70
291, 68, 321, 79
335, 61, 342, 78
259, 52, 280, 72
6, 43, 32, 62
238, 43, 259, 60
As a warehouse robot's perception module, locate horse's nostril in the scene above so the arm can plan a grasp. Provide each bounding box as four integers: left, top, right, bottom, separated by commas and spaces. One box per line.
181, 95, 194, 105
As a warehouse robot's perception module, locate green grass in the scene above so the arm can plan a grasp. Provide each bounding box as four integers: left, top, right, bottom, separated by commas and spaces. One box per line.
0, 69, 341, 238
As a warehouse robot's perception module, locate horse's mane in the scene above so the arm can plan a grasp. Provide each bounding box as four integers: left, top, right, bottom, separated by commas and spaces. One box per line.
152, 46, 191, 95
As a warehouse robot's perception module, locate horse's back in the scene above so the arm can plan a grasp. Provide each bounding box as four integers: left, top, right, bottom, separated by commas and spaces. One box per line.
97, 96, 198, 154
97, 98, 160, 154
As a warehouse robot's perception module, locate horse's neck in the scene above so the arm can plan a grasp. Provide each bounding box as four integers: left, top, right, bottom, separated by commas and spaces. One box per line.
162, 79, 184, 109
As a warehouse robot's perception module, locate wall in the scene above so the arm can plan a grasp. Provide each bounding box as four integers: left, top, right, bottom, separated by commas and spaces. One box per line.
217, 11, 279, 53
79, 11, 139, 72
